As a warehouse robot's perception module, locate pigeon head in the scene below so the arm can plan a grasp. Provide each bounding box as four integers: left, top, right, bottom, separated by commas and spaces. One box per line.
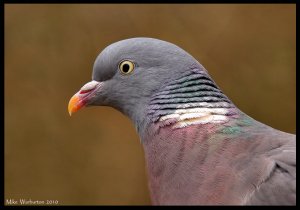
68, 38, 210, 132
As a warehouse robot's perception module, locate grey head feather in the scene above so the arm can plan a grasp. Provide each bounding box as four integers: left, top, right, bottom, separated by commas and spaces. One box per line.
90, 38, 215, 133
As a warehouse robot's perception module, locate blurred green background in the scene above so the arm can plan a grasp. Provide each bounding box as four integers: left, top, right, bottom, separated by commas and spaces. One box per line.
5, 4, 295, 205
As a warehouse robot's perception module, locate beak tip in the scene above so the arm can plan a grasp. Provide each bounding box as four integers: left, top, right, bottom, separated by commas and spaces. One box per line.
68, 94, 82, 116
68, 100, 74, 116
68, 102, 76, 117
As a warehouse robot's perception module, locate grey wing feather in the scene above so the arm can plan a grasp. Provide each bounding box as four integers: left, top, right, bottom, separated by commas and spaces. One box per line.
245, 134, 296, 205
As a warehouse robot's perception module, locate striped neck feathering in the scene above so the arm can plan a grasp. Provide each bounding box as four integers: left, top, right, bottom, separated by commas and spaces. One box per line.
147, 67, 239, 129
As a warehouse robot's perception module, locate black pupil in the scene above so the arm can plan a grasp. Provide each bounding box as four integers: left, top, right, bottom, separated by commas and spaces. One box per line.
122, 64, 130, 73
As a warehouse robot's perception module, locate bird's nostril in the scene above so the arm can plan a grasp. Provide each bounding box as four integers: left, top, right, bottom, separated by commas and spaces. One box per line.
79, 89, 94, 94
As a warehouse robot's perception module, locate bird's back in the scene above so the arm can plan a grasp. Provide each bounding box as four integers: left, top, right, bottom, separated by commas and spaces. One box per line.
243, 126, 296, 205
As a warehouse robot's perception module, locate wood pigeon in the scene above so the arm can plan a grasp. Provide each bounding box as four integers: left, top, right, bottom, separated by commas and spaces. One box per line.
68, 38, 296, 205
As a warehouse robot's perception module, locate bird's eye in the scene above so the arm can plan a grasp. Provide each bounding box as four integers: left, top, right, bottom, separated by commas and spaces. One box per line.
119, 60, 135, 75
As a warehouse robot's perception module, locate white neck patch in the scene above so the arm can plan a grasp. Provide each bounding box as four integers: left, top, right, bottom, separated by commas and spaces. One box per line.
158, 107, 229, 128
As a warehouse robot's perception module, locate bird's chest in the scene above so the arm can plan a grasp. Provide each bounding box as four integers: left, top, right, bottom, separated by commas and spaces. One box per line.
142, 125, 214, 204
142, 124, 263, 205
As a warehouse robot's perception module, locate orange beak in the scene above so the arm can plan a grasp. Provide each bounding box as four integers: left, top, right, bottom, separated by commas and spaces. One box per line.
68, 80, 101, 116
68, 93, 85, 116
